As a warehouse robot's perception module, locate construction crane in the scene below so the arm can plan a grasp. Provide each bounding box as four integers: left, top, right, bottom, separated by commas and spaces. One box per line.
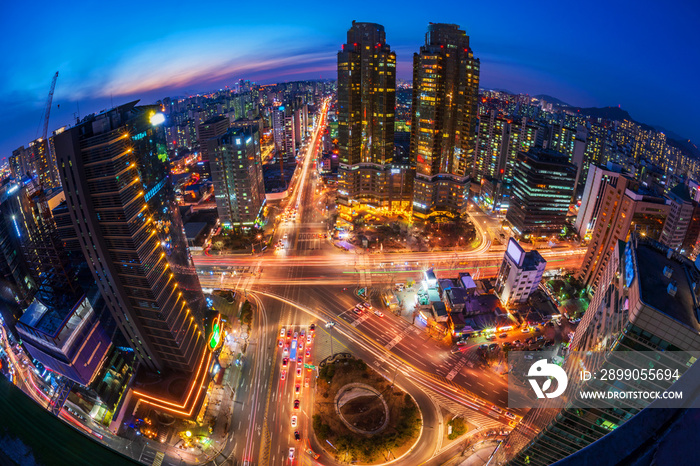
41, 71, 59, 143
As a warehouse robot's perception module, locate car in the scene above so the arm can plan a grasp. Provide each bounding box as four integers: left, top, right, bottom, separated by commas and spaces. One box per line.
307, 334, 312, 344
291, 415, 297, 427
491, 405, 503, 414
305, 378, 310, 387
521, 327, 531, 333
374, 310, 384, 318
544, 340, 555, 347
524, 354, 534, 360
278, 339, 283, 347
282, 357, 289, 367
535, 335, 545, 342
293, 399, 300, 410
479, 344, 489, 351
499, 333, 508, 338
300, 329, 305, 337
283, 346, 289, 355
297, 356, 302, 364
293, 331, 298, 340
305, 349, 311, 357
504, 412, 517, 420
486, 335, 497, 341
281, 370, 286, 380
513, 339, 522, 346
298, 342, 303, 351
503, 341, 512, 348
287, 330, 292, 339
525, 337, 535, 345
283, 233, 288, 239
305, 448, 320, 460
362, 302, 372, 310
296, 367, 302, 377
280, 328, 286, 337
488, 343, 499, 351
289, 447, 295, 459
456, 340, 468, 346
294, 431, 300, 440
309, 323, 315, 333
352, 306, 362, 315
295, 384, 301, 394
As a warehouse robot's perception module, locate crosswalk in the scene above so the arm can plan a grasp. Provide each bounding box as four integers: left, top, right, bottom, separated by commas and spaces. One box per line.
430, 392, 507, 431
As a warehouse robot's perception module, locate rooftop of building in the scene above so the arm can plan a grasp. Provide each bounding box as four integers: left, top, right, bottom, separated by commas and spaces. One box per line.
635, 240, 700, 332
520, 147, 575, 167
522, 249, 546, 270
18, 291, 91, 339
668, 183, 693, 203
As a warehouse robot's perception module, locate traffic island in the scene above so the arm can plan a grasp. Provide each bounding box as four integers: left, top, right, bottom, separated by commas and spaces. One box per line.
312, 357, 422, 464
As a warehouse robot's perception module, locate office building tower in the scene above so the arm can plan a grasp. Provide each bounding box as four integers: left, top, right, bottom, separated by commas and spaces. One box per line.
574, 162, 626, 239
337, 21, 397, 207
501, 236, 700, 466
54, 101, 206, 375
27, 138, 60, 189
197, 115, 230, 180
506, 148, 576, 237
0, 179, 35, 336
495, 239, 546, 305
578, 181, 669, 293
410, 23, 480, 219
660, 184, 697, 252
210, 124, 266, 230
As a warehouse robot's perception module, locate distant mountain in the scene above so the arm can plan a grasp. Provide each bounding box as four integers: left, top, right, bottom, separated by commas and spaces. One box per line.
482, 87, 516, 95
534, 94, 571, 107
570, 106, 634, 122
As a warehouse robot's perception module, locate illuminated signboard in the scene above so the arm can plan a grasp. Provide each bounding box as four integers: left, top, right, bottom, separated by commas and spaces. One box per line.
506, 238, 524, 266
209, 315, 222, 350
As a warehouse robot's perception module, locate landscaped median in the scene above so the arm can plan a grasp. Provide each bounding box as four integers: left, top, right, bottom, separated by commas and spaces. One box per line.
311, 356, 422, 464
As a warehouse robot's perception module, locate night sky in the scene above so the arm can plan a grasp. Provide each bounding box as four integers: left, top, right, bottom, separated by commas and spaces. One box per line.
2, 0, 698, 159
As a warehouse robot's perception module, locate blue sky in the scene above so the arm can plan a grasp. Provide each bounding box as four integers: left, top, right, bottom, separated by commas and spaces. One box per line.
1, 0, 699, 158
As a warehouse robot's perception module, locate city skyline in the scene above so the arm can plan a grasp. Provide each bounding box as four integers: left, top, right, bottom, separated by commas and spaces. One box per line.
2, 0, 699, 160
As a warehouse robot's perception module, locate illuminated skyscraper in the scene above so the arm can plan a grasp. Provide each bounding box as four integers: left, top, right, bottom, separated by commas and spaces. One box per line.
54, 101, 206, 374
506, 148, 576, 238
210, 124, 266, 230
337, 21, 400, 207
410, 23, 480, 219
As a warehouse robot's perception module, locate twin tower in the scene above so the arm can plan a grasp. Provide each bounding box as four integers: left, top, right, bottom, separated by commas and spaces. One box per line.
337, 21, 480, 220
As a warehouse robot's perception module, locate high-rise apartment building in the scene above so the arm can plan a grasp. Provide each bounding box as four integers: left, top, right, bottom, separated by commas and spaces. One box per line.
210, 124, 266, 230
506, 148, 576, 237
578, 180, 669, 293
410, 23, 480, 219
337, 21, 398, 207
501, 236, 700, 466
660, 184, 698, 252
197, 115, 230, 180
574, 162, 626, 239
54, 101, 206, 375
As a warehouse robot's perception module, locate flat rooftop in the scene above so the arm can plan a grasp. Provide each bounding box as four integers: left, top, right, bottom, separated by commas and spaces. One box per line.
636, 243, 700, 332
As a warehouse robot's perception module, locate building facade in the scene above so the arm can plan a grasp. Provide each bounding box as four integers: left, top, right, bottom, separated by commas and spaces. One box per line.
337, 21, 397, 207
578, 181, 669, 293
410, 23, 479, 219
495, 238, 546, 305
54, 102, 206, 374
506, 148, 576, 237
210, 125, 266, 230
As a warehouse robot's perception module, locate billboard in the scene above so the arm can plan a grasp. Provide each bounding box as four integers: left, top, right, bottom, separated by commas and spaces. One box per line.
506, 238, 524, 266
